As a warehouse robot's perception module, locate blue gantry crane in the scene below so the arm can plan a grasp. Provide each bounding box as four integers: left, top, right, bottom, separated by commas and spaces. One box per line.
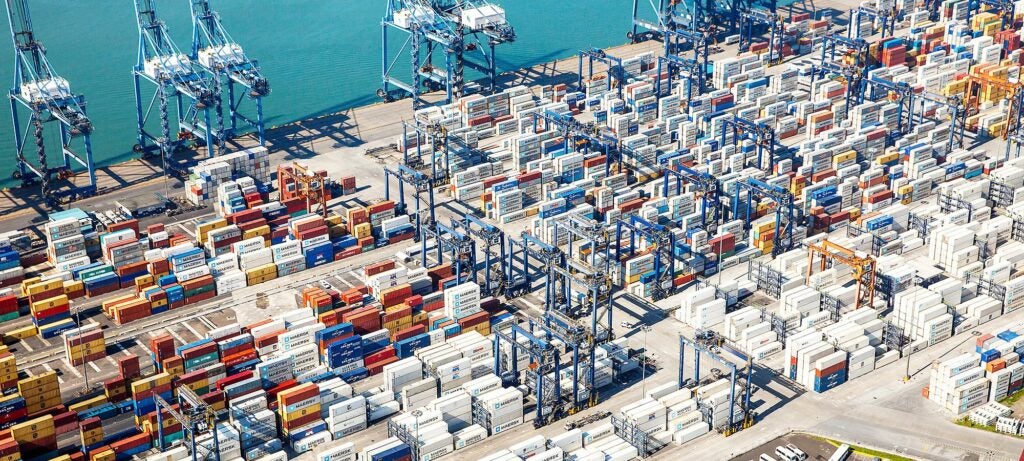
5, 0, 96, 200
383, 163, 437, 237
809, 62, 867, 119
864, 77, 915, 141
730, 177, 798, 256
577, 48, 625, 100
190, 0, 271, 145
420, 221, 475, 281
381, 0, 516, 108
661, 165, 722, 231
720, 115, 779, 173
452, 213, 506, 297
614, 215, 679, 301
530, 109, 623, 177
738, 8, 784, 65
966, 0, 1017, 29
820, 33, 871, 72
133, 0, 220, 162
678, 333, 755, 435
849, 5, 899, 38
507, 232, 562, 309
154, 386, 220, 460
655, 27, 711, 99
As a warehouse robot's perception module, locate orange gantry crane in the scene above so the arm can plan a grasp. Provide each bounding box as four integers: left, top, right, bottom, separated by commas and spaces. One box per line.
807, 239, 877, 311
277, 162, 331, 217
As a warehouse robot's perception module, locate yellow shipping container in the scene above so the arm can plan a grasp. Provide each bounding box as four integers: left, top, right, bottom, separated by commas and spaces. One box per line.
135, 274, 155, 288
197, 218, 229, 244
326, 215, 343, 226
26, 279, 63, 296
30, 294, 68, 313
753, 221, 775, 235
91, 449, 116, 461
259, 263, 278, 277
243, 226, 270, 242
1, 453, 21, 461
68, 395, 107, 413
353, 223, 372, 239
8, 325, 37, 340
63, 280, 84, 295
131, 372, 171, 395
67, 338, 106, 352
989, 121, 1007, 137
22, 388, 61, 405
10, 415, 55, 441
411, 311, 428, 325
525, 207, 539, 217
18, 371, 58, 393
183, 378, 209, 393
283, 404, 321, 422
384, 318, 412, 332
627, 274, 640, 284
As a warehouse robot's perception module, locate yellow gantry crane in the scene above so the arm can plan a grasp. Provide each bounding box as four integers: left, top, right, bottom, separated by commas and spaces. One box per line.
807, 239, 878, 311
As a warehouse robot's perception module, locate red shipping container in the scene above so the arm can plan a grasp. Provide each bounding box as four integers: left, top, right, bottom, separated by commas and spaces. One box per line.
364, 261, 397, 277
107, 219, 140, 237
216, 371, 254, 391
364, 347, 397, 367
394, 325, 426, 342
367, 356, 400, 375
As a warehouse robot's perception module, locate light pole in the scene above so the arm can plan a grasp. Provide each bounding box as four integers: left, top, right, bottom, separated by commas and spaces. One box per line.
640, 325, 651, 396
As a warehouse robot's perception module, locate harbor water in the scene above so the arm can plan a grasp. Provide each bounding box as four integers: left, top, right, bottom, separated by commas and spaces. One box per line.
0, 0, 642, 188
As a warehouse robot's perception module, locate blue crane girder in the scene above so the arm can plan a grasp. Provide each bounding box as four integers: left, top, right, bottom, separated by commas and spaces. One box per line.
190, 0, 271, 145
5, 0, 97, 200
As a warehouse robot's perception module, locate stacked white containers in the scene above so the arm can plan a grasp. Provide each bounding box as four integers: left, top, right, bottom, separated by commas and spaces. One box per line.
46, 218, 88, 271
327, 396, 368, 438
676, 286, 726, 328
474, 387, 524, 435
185, 147, 271, 205
620, 398, 667, 433
928, 353, 989, 415
427, 390, 474, 432
444, 282, 481, 320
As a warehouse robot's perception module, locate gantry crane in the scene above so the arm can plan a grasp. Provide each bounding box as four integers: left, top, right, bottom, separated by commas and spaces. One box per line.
720, 115, 779, 173
381, 0, 516, 108
133, 0, 220, 162
5, 0, 97, 201
656, 27, 711, 99
738, 8, 785, 65
190, 0, 270, 145
277, 162, 330, 217
154, 386, 220, 460
661, 165, 722, 231
730, 178, 798, 257
630, 0, 738, 40
965, 73, 1024, 159
807, 239, 877, 311
966, 0, 1017, 30
849, 5, 899, 38
578, 48, 625, 100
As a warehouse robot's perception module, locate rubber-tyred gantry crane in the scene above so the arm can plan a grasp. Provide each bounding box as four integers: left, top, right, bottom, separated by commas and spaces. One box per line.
807, 239, 877, 311
278, 162, 330, 217
5, 0, 97, 202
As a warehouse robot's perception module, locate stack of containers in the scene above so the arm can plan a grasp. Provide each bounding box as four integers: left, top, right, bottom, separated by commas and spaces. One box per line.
62, 324, 106, 366
32, 293, 73, 339
0, 294, 16, 322
17, 372, 60, 417
0, 352, 17, 396
472, 386, 523, 435
8, 415, 55, 458
276, 383, 322, 444
327, 396, 368, 439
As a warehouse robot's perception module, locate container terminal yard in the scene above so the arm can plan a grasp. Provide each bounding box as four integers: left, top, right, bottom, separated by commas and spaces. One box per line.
4, 0, 1024, 460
